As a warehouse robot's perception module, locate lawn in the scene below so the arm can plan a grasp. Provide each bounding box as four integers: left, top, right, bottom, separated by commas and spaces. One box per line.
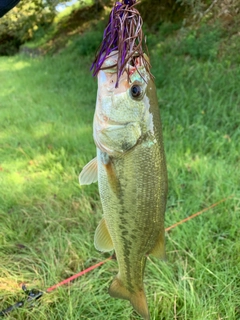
0, 19, 239, 319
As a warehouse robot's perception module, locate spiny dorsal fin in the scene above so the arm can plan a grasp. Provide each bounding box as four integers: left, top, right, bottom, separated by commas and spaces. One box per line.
94, 218, 114, 252
79, 157, 98, 185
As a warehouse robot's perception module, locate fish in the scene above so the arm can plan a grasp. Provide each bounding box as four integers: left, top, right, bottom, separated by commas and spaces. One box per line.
79, 51, 168, 320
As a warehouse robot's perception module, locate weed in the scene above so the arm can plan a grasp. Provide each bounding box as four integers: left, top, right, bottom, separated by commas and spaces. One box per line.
0, 8, 240, 320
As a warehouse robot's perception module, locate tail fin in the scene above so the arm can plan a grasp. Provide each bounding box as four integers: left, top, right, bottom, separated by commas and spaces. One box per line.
109, 276, 150, 320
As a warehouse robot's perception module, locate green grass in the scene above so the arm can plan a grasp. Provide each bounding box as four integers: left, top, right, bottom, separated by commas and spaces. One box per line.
0, 19, 240, 320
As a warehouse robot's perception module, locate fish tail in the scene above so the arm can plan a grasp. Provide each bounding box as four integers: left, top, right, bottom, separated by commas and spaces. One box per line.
109, 276, 150, 320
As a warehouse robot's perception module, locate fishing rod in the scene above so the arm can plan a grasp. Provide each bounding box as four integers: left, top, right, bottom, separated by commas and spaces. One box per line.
0, 196, 232, 317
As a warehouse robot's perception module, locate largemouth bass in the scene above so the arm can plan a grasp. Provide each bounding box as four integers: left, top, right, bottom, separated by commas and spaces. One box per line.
80, 52, 168, 320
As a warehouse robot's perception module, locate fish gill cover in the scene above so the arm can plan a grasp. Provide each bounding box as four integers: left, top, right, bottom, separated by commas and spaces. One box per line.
91, 0, 152, 87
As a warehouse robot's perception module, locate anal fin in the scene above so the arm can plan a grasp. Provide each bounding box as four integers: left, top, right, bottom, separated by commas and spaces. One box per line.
94, 218, 114, 252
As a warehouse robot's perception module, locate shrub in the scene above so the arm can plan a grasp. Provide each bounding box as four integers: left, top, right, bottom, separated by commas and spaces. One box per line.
175, 24, 222, 60
0, 0, 56, 55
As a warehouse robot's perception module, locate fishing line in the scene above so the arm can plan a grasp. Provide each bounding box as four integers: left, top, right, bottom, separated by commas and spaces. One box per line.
46, 256, 113, 293
46, 195, 233, 292
165, 195, 233, 232
0, 196, 232, 316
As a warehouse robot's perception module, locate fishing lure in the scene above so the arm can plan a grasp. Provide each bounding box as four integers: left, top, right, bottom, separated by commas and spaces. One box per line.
91, 0, 152, 87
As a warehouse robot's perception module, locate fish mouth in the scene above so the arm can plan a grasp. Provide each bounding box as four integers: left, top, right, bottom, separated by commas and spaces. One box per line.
100, 51, 148, 82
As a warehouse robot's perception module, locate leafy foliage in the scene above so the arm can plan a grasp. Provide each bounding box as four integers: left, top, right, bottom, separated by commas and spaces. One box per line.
0, 1, 240, 319
0, 0, 57, 55
175, 24, 222, 60
0, 12, 240, 318
67, 30, 103, 56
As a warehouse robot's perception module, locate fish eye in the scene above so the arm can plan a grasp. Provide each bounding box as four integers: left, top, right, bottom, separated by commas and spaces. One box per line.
130, 85, 143, 100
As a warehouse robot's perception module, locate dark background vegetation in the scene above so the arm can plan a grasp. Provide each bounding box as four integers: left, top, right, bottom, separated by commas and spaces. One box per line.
1, 0, 239, 55
0, 1, 240, 319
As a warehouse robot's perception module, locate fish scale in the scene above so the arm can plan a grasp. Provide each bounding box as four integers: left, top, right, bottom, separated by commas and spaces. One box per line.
79, 55, 167, 319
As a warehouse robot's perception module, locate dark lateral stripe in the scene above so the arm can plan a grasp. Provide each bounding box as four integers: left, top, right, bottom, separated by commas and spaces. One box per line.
0, 0, 21, 18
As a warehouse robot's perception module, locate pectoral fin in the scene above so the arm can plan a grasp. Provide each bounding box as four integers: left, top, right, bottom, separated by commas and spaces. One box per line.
79, 157, 98, 185
94, 218, 114, 252
149, 231, 166, 260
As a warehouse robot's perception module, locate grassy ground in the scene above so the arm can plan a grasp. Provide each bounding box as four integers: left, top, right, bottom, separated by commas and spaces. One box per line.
0, 12, 240, 320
